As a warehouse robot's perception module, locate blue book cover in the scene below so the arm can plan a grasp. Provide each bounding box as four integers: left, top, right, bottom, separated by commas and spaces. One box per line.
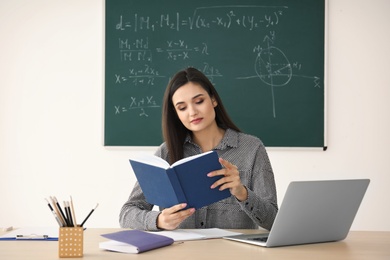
100, 230, 173, 253
129, 151, 230, 209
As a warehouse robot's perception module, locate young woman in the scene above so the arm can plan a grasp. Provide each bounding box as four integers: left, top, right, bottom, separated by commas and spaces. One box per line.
119, 67, 278, 231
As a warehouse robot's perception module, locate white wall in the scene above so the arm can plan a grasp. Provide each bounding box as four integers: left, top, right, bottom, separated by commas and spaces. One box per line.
0, 0, 389, 231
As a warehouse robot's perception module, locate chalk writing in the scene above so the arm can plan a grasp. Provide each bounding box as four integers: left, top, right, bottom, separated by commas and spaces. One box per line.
237, 31, 321, 118
107, 2, 323, 121
114, 96, 160, 117
156, 41, 209, 61
114, 65, 165, 86
115, 6, 287, 32
202, 62, 223, 84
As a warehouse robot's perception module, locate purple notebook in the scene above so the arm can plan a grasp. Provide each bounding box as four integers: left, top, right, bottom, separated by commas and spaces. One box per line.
101, 230, 174, 253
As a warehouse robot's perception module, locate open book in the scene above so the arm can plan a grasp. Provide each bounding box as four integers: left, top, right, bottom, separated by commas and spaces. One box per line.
129, 151, 230, 209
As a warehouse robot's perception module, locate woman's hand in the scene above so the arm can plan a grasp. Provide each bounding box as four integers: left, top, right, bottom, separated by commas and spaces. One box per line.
157, 203, 195, 230
208, 158, 248, 201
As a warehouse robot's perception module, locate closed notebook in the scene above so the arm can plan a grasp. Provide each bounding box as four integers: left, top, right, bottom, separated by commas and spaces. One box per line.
100, 230, 174, 254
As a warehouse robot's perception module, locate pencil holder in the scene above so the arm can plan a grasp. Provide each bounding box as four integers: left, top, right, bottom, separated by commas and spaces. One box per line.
58, 226, 84, 258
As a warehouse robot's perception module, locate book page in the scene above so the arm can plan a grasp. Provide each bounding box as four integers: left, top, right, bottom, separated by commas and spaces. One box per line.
99, 240, 139, 254
171, 151, 214, 168
130, 153, 170, 169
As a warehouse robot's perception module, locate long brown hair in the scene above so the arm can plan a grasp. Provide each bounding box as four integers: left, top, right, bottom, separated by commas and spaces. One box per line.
162, 67, 240, 164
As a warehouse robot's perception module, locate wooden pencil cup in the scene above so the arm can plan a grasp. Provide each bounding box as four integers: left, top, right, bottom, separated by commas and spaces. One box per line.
58, 227, 84, 258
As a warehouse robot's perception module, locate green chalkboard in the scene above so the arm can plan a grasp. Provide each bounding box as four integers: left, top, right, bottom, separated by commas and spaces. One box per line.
105, 0, 325, 147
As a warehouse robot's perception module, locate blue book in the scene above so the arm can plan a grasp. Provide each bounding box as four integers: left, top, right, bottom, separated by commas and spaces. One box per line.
100, 230, 173, 253
129, 151, 230, 209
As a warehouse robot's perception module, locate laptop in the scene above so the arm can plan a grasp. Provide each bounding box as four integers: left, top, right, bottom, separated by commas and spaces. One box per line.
223, 179, 370, 247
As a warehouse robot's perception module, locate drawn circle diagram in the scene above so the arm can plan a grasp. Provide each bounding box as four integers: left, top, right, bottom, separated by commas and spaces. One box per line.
255, 46, 292, 87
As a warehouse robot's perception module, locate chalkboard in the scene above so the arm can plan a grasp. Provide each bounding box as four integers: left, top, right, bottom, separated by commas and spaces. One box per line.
105, 0, 325, 147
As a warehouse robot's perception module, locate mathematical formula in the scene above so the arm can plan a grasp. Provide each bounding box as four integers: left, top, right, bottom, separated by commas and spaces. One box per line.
116, 6, 287, 32
114, 96, 160, 117
107, 4, 322, 118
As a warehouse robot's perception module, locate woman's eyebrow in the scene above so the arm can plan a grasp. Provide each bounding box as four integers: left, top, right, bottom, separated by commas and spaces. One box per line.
174, 93, 205, 107
174, 101, 185, 107
192, 93, 204, 100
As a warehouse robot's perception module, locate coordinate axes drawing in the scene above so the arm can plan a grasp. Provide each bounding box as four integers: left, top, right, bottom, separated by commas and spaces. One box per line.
238, 32, 321, 118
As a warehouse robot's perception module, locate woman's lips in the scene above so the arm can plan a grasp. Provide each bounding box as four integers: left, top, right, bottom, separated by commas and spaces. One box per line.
191, 118, 203, 124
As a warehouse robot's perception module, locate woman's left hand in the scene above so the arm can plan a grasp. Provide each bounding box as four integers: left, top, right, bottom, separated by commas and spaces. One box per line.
208, 158, 248, 201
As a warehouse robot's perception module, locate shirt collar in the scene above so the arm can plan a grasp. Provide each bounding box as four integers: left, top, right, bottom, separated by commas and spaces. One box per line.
184, 128, 239, 150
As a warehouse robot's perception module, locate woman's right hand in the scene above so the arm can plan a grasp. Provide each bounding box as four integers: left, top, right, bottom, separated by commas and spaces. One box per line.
157, 203, 195, 230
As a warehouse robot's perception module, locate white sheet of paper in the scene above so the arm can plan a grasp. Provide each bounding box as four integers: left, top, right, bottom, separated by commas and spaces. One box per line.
153, 228, 242, 241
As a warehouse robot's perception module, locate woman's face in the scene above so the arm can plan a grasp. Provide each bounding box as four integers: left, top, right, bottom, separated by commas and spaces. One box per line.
172, 82, 217, 133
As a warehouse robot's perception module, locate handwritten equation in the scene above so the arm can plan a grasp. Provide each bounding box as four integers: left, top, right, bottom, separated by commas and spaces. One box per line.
111, 5, 289, 94
107, 3, 323, 118
114, 65, 165, 86
118, 37, 210, 62
114, 96, 160, 117
116, 6, 287, 32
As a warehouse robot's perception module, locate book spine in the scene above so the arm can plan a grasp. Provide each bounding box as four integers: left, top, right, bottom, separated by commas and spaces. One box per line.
166, 168, 188, 207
